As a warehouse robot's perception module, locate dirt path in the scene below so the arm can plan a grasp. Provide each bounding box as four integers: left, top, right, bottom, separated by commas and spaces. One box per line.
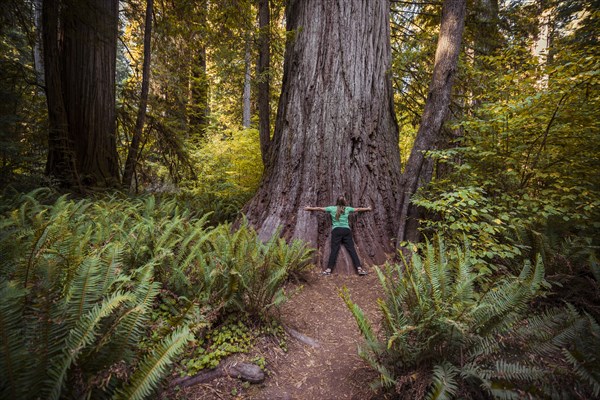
173, 270, 385, 400
250, 272, 383, 400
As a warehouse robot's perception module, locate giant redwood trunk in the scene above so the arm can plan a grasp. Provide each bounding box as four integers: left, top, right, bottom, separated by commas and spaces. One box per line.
243, 0, 402, 273
44, 0, 120, 188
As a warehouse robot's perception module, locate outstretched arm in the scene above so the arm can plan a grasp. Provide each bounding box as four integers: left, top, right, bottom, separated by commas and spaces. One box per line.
354, 206, 372, 212
304, 206, 326, 212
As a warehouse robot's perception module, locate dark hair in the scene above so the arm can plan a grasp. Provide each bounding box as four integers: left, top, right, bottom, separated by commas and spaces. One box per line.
335, 196, 346, 220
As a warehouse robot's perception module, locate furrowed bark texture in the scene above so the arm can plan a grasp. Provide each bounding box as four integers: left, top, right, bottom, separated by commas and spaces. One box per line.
244, 0, 402, 273
61, 0, 120, 187
396, 0, 466, 244
43, 0, 79, 188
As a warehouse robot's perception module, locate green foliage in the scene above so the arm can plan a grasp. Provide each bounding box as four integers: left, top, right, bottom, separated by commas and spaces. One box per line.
113, 326, 192, 400
0, 189, 311, 398
184, 318, 253, 373
181, 317, 285, 376
0, 2, 48, 188
0, 213, 192, 400
187, 221, 313, 320
413, 44, 599, 270
114, 0, 287, 190
343, 238, 600, 399
180, 127, 264, 223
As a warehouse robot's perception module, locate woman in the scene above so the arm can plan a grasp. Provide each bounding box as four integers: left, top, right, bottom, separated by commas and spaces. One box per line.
305, 196, 372, 275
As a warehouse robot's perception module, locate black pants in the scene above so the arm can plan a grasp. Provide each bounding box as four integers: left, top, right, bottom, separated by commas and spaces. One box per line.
327, 227, 361, 271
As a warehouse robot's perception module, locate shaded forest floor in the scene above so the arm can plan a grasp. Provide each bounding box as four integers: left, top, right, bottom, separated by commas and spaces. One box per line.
168, 270, 386, 400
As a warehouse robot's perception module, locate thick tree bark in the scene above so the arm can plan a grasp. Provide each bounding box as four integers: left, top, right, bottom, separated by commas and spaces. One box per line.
61, 0, 120, 187
43, 0, 79, 188
256, 0, 271, 166
244, 0, 402, 273
396, 0, 467, 245
123, 0, 153, 191
44, 0, 120, 188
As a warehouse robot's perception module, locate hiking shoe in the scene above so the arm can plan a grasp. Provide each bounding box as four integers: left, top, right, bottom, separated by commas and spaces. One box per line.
357, 267, 368, 276
321, 268, 332, 275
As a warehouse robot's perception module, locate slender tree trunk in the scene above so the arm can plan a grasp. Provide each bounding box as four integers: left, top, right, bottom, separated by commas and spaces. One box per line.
396, 0, 467, 245
256, 0, 271, 166
123, 0, 153, 190
244, 0, 402, 273
189, 46, 209, 137
242, 34, 252, 128
33, 0, 45, 87
474, 0, 500, 57
189, 0, 209, 139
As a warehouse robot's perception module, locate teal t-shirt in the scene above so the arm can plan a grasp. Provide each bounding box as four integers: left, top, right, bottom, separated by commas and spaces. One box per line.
325, 206, 355, 230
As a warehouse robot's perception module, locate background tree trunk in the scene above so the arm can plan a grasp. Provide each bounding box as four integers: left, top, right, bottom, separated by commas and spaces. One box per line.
189, 46, 209, 137
44, 0, 120, 188
188, 1, 209, 139
43, 0, 79, 188
244, 0, 402, 273
474, 0, 500, 57
242, 34, 252, 128
256, 0, 271, 166
61, 0, 120, 187
123, 0, 153, 191
33, 0, 45, 87
396, 0, 467, 245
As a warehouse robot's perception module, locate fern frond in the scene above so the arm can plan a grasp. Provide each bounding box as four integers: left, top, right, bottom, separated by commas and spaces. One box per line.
426, 362, 459, 400
94, 268, 161, 364
562, 347, 600, 397
65, 256, 106, 324
0, 281, 28, 399
341, 287, 378, 346
112, 326, 193, 400
492, 360, 547, 382
46, 292, 132, 400
356, 345, 396, 389
100, 244, 125, 293
424, 238, 443, 307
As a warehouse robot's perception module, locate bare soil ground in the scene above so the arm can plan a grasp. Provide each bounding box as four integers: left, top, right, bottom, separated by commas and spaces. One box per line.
169, 269, 386, 400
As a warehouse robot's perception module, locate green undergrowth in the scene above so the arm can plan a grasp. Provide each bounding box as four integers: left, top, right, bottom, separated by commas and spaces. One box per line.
343, 237, 600, 400
0, 189, 312, 399
182, 316, 286, 375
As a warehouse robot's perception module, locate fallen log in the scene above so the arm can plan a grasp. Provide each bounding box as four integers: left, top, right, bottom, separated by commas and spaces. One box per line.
283, 324, 320, 348
170, 361, 265, 389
